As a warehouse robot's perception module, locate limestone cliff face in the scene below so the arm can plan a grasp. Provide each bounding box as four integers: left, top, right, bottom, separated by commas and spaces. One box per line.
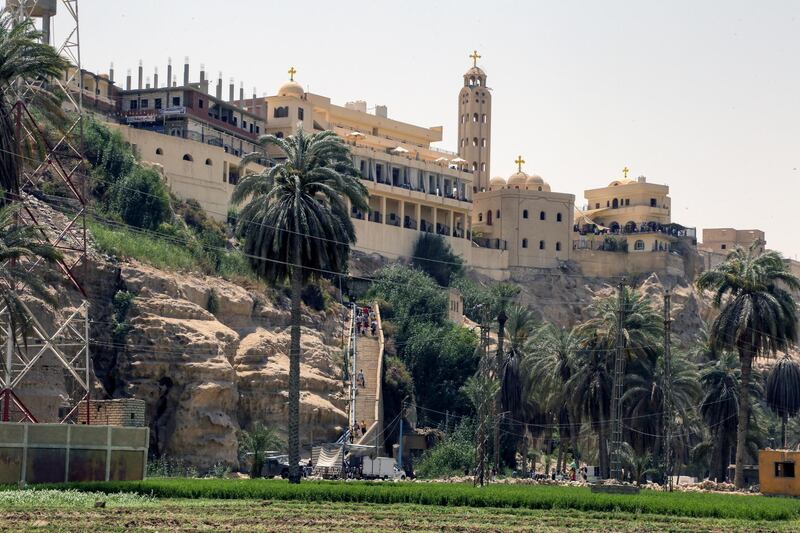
79, 260, 348, 471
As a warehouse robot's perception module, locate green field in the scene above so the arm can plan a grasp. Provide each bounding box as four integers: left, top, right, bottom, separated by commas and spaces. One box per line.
2, 487, 800, 532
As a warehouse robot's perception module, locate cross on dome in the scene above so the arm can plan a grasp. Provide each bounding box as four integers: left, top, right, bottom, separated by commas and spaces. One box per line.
470, 50, 481, 68
288, 66, 297, 81
623, 166, 629, 179
515, 155, 525, 173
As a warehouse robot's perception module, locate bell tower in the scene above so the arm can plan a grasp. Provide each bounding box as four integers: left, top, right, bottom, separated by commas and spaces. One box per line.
457, 50, 491, 193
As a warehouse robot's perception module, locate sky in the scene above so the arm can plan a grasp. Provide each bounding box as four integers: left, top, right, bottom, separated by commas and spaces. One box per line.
42, 0, 800, 257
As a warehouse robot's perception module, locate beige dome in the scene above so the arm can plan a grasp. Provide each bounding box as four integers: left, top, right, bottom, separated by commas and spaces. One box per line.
489, 175, 506, 189
507, 171, 528, 188
278, 80, 303, 98
464, 66, 486, 78
526, 174, 551, 192
609, 178, 636, 187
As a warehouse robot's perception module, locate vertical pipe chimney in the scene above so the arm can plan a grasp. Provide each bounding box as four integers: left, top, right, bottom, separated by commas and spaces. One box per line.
216, 72, 223, 99
146, 76, 151, 89
229, 78, 234, 102
183, 56, 189, 86
153, 66, 159, 89
126, 69, 131, 91
109, 62, 115, 83
200, 64, 206, 84
137, 60, 143, 90
173, 76, 177, 88
239, 82, 244, 109
166, 58, 172, 90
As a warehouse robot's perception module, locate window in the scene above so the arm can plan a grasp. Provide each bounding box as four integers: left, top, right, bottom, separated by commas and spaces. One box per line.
473, 113, 478, 122
480, 163, 486, 172
634, 240, 645, 251
539, 211, 546, 221
460, 138, 466, 147
154, 98, 162, 109
129, 100, 138, 110
205, 158, 213, 166
625, 198, 630, 206
522, 238, 528, 248
198, 99, 204, 109
478, 213, 483, 222
486, 210, 492, 225
472, 162, 478, 171
775, 462, 795, 478
539, 240, 545, 250
481, 138, 487, 147
612, 198, 619, 209
274, 106, 289, 118
461, 114, 466, 123
298, 107, 304, 120
556, 213, 562, 222
256, 126, 260, 134
522, 209, 529, 219
472, 137, 478, 147
721, 244, 727, 250
496, 210, 500, 219
481, 114, 487, 123
172, 96, 181, 106
595, 203, 600, 209
650, 198, 657, 207
155, 148, 163, 155
556, 242, 561, 251
276, 132, 284, 138
182, 154, 193, 162
141, 99, 149, 109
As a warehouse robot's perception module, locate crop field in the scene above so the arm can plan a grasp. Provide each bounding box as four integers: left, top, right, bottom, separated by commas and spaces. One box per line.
2, 489, 800, 532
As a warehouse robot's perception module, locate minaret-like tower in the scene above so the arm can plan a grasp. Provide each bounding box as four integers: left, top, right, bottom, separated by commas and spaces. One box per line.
458, 50, 492, 193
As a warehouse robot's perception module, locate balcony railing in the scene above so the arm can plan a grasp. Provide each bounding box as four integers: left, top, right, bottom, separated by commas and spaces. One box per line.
574, 222, 696, 240
473, 237, 507, 251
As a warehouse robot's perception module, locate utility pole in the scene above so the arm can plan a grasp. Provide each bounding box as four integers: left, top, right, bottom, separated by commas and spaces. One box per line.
609, 280, 626, 481
398, 397, 407, 472
475, 305, 490, 487
494, 308, 507, 473
663, 289, 674, 491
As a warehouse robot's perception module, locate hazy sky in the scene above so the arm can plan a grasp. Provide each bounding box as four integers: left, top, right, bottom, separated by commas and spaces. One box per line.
48, 0, 800, 257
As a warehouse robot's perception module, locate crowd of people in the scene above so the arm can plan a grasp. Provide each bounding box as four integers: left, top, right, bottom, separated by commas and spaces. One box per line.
355, 305, 378, 337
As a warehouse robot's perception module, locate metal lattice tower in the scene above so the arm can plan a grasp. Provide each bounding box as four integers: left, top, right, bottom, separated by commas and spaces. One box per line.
609, 281, 626, 481
0, 0, 91, 424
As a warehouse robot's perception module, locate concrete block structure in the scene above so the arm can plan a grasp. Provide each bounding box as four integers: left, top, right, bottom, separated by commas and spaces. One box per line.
759, 449, 800, 496
77, 399, 147, 428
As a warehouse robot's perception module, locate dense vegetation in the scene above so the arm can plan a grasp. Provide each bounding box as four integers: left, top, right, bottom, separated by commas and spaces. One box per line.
29, 479, 800, 521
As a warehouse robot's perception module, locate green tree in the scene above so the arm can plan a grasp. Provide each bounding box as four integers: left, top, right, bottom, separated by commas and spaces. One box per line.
84, 119, 135, 197
0, 204, 62, 341
367, 264, 447, 336
696, 243, 799, 487
232, 129, 367, 483
111, 167, 171, 230
0, 13, 67, 201
765, 356, 800, 448
239, 422, 284, 478
411, 233, 463, 286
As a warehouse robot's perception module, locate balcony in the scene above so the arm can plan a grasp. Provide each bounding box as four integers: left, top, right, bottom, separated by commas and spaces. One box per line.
574, 222, 695, 240
473, 237, 507, 251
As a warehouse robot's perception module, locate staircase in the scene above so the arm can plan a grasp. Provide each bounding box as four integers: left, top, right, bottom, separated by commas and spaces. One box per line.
350, 303, 384, 450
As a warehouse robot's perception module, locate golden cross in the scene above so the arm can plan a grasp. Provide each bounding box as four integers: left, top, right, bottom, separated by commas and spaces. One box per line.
622, 166, 629, 179
470, 50, 481, 68
515, 155, 525, 173
288, 66, 297, 81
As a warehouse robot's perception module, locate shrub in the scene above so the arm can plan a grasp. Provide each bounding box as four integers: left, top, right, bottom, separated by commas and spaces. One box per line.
415, 420, 475, 478
112, 290, 135, 342
111, 167, 171, 230
301, 284, 328, 311
84, 120, 135, 197
411, 233, 463, 286
206, 288, 220, 315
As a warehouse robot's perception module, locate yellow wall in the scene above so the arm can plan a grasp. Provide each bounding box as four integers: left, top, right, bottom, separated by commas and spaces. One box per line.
759, 449, 800, 496
572, 249, 685, 278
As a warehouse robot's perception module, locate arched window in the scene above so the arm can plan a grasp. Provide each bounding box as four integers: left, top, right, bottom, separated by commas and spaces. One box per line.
480, 163, 486, 172
522, 238, 528, 248
539, 211, 546, 221
634, 240, 645, 251
276, 132, 284, 138
537, 186, 542, 191
460, 138, 466, 147
478, 213, 483, 222
556, 242, 562, 251
470, 77, 476, 86
481, 138, 487, 147
155, 148, 163, 155
481, 114, 487, 123
486, 210, 492, 225
461, 114, 466, 123
182, 154, 193, 162
556, 213, 562, 222
612, 198, 619, 209
473, 113, 479, 122
273, 106, 289, 118
609, 221, 620, 233
476, 78, 482, 86
205, 158, 213, 166
522, 209, 529, 219
472, 162, 478, 171
472, 137, 478, 147
539, 240, 545, 250
496, 210, 501, 219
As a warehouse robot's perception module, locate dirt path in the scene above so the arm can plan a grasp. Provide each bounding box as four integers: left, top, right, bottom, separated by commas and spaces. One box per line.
2, 500, 798, 532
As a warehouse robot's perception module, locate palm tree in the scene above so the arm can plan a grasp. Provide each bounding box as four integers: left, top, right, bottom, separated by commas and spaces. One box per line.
233, 129, 368, 483
463, 369, 500, 486
529, 323, 581, 473
765, 356, 800, 448
239, 422, 285, 478
697, 243, 799, 487
0, 13, 67, 201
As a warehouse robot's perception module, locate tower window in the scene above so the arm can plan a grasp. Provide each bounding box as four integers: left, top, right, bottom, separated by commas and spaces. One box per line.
473, 113, 479, 122
460, 138, 466, 147
472, 137, 478, 147
540, 211, 546, 221
522, 238, 528, 248
539, 240, 545, 250
522, 209, 528, 219
481, 138, 487, 147
480, 162, 486, 172
556, 213, 562, 222
472, 162, 478, 171
481, 114, 487, 123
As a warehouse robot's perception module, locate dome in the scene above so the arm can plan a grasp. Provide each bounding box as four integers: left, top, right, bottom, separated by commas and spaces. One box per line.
464, 66, 486, 78
608, 178, 636, 187
489, 175, 506, 189
526, 174, 551, 192
277, 80, 303, 98
507, 171, 528, 188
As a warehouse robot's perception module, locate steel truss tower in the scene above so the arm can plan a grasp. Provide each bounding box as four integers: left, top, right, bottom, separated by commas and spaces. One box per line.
0, 0, 90, 424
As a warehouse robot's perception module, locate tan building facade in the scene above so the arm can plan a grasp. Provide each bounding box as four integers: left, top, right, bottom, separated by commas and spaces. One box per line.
700, 228, 765, 254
